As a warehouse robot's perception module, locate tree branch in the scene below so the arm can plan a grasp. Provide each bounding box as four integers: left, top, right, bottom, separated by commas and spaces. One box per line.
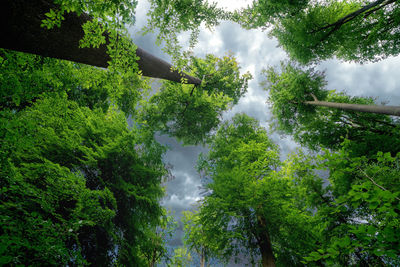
310, 0, 396, 42
0, 0, 202, 85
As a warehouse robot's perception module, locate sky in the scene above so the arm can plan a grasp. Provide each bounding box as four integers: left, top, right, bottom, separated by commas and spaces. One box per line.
128, 0, 400, 263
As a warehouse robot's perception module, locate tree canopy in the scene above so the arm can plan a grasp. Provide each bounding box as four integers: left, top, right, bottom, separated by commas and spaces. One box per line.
263, 62, 400, 157
1, 0, 400, 266
141, 54, 251, 145
195, 114, 318, 266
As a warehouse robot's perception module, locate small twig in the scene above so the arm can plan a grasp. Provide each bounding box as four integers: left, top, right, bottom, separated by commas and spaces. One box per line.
354, 164, 400, 201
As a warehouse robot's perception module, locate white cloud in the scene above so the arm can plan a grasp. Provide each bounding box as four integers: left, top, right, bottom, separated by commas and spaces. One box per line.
132, 0, 400, 251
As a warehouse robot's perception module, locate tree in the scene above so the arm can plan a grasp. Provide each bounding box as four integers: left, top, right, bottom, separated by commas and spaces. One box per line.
182, 210, 220, 267
141, 0, 400, 64
196, 113, 318, 267
232, 0, 309, 29
288, 145, 400, 266
263, 62, 400, 157
0, 48, 146, 114
0, 93, 165, 265
0, 45, 168, 265
141, 54, 252, 145
140, 211, 178, 267
238, 0, 400, 63
167, 247, 192, 267
144, 0, 230, 60
0, 0, 202, 84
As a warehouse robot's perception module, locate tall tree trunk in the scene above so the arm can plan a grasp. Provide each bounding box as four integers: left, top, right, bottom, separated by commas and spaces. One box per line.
0, 0, 202, 85
200, 248, 205, 267
304, 100, 400, 117
256, 215, 276, 267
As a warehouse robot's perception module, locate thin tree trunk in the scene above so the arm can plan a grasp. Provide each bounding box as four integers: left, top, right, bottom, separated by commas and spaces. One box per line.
0, 0, 202, 85
200, 248, 205, 267
256, 215, 276, 267
304, 100, 400, 117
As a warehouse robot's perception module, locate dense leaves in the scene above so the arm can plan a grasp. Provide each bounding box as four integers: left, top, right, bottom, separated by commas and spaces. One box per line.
141, 54, 251, 145
195, 114, 318, 266
263, 62, 400, 157
289, 146, 400, 265
0, 39, 167, 265
0, 92, 166, 265
2, 0, 400, 266
271, 0, 400, 63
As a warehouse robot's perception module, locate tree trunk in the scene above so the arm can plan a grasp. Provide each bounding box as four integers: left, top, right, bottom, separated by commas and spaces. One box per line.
200, 249, 205, 267
304, 100, 400, 117
0, 0, 202, 85
256, 215, 276, 267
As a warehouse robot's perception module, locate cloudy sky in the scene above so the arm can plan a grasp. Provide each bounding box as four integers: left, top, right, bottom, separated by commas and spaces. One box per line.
128, 0, 400, 261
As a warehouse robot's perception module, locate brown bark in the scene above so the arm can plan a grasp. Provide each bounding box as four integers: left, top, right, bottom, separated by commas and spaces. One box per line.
304, 100, 400, 117
256, 215, 276, 267
0, 0, 202, 85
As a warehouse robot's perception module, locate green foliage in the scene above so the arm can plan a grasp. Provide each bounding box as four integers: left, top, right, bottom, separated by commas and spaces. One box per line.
0, 48, 164, 265
189, 54, 252, 104
139, 211, 178, 266
0, 159, 115, 266
1, 92, 167, 265
141, 54, 251, 145
168, 247, 192, 267
263, 62, 328, 133
42, 0, 138, 28
233, 0, 309, 29
293, 146, 400, 266
271, 0, 400, 63
144, 0, 229, 58
0, 49, 147, 115
182, 209, 220, 265
263, 62, 400, 157
196, 114, 318, 265
233, 0, 400, 63
0, 93, 161, 265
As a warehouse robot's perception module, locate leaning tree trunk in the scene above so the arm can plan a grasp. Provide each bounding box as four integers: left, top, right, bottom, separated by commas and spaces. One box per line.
256, 215, 276, 267
0, 0, 202, 85
304, 100, 400, 116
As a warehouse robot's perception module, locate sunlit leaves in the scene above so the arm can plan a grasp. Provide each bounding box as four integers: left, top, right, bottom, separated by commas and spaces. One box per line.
141, 54, 251, 145
1, 72, 164, 265
144, 0, 228, 58
196, 114, 317, 265
299, 148, 400, 265
262, 62, 400, 156
233, 0, 309, 29
189, 54, 252, 104
271, 0, 400, 63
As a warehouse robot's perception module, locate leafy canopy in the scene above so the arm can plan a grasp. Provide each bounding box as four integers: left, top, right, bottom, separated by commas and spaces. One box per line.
141, 54, 252, 145
263, 62, 400, 157
196, 113, 318, 265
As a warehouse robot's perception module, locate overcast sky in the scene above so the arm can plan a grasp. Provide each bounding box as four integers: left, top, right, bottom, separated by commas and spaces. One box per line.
129, 0, 400, 263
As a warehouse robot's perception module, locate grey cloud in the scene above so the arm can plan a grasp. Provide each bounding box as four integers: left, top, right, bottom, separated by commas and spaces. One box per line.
318, 57, 400, 105
130, 0, 400, 260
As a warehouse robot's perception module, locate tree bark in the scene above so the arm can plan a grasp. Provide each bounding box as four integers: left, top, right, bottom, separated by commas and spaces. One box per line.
256, 215, 276, 267
304, 100, 400, 117
0, 0, 202, 85
200, 249, 205, 267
